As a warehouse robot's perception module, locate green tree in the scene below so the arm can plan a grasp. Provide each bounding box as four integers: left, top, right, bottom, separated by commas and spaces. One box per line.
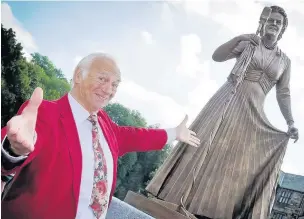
104, 103, 172, 200
1, 25, 71, 127
31, 53, 65, 79
1, 24, 25, 126
30, 53, 70, 100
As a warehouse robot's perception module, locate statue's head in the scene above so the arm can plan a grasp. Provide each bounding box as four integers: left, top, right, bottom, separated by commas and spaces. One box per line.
261, 5, 288, 42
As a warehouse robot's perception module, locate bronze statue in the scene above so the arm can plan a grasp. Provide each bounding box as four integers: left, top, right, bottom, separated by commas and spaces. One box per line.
146, 5, 299, 219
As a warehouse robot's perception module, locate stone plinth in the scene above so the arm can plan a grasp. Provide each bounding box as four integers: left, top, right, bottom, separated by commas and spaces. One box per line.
124, 191, 192, 219
106, 196, 155, 219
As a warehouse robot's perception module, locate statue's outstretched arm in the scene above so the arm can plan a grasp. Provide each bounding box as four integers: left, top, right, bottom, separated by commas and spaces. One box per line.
212, 36, 248, 62
276, 58, 294, 126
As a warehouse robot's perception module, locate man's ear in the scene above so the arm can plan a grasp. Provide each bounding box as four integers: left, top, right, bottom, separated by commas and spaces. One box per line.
73, 67, 83, 84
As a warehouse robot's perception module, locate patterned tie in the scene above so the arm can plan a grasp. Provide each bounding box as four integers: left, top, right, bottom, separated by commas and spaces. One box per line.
87, 114, 108, 219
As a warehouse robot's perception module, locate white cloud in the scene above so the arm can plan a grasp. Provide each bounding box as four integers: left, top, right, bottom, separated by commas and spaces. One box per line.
1, 3, 38, 59
176, 34, 204, 78
161, 2, 175, 30
187, 61, 218, 114
281, 161, 302, 176
182, 0, 211, 17
211, 1, 262, 35
178, 1, 304, 39
278, 1, 304, 16
141, 31, 155, 45
280, 26, 304, 63
175, 33, 219, 123
113, 79, 186, 128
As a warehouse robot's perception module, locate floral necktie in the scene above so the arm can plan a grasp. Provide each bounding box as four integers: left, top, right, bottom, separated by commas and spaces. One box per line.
87, 114, 108, 219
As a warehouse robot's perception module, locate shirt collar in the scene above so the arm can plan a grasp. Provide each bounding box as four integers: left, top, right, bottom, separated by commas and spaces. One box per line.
68, 93, 92, 124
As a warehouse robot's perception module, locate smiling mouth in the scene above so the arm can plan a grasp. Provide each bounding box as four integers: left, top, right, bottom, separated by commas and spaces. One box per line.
268, 26, 278, 31
95, 93, 108, 101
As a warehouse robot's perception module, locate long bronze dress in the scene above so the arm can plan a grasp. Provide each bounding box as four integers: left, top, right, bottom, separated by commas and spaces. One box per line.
146, 40, 293, 219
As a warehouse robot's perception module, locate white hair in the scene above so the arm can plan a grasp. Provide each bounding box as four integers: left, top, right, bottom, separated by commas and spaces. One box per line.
71, 52, 120, 88
74, 52, 119, 78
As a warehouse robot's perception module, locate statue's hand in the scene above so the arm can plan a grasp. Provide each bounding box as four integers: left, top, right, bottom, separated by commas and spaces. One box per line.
238, 33, 261, 46
287, 124, 299, 143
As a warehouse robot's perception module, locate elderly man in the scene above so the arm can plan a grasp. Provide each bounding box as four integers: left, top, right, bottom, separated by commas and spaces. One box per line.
1, 53, 200, 219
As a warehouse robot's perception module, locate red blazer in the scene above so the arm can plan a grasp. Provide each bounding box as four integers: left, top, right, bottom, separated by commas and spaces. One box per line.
1, 94, 168, 219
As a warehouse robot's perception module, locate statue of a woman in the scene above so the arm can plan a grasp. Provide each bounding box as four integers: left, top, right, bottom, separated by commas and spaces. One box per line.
146, 5, 299, 219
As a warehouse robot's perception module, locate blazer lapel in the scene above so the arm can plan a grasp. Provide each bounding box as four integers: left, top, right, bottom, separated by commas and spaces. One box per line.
97, 112, 117, 195
58, 94, 82, 206
97, 112, 117, 159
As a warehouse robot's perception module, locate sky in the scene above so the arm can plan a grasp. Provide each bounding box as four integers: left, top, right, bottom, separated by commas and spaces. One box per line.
1, 0, 304, 175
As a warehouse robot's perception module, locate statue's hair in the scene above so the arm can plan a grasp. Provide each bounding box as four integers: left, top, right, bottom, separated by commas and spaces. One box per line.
75, 52, 120, 78
261, 5, 288, 41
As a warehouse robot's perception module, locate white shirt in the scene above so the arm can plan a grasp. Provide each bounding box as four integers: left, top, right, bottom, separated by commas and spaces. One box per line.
2, 94, 177, 219
68, 94, 114, 219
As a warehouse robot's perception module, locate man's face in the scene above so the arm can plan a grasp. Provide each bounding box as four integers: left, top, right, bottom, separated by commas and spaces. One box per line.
75, 57, 121, 112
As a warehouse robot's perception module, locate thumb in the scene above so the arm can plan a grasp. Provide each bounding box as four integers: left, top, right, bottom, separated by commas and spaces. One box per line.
22, 87, 44, 116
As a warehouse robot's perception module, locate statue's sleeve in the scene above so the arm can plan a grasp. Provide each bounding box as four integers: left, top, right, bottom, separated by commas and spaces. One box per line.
229, 41, 250, 57
218, 41, 249, 61
276, 58, 294, 125
212, 37, 249, 62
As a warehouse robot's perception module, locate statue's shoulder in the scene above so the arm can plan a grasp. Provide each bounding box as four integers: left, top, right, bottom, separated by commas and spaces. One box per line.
277, 47, 291, 66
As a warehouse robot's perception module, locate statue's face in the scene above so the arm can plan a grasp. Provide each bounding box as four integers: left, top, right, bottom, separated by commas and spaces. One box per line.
264, 12, 284, 39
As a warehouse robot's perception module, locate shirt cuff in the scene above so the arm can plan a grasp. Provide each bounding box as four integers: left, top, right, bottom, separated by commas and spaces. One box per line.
165, 128, 177, 145
1, 135, 28, 163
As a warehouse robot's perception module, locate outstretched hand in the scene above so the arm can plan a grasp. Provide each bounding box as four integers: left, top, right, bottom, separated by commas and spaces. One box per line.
176, 115, 200, 147
6, 87, 43, 156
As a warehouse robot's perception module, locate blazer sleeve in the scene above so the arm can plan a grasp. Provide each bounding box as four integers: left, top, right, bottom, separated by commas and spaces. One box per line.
106, 116, 168, 157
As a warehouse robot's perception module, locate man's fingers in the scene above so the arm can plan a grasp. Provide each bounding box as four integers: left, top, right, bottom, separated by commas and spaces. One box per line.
190, 130, 196, 136
7, 116, 23, 136
8, 135, 34, 155
6, 116, 34, 154
187, 137, 200, 147
190, 136, 200, 145
10, 144, 32, 156
22, 87, 43, 116
187, 141, 198, 147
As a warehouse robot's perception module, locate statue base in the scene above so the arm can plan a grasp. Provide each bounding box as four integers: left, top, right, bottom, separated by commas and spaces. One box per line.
124, 191, 196, 219
106, 196, 154, 219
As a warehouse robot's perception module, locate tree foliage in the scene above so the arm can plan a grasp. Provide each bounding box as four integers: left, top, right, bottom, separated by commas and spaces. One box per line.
1, 25, 71, 127
1, 24, 24, 126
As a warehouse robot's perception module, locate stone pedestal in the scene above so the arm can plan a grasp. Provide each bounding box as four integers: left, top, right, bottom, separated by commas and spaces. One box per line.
123, 191, 192, 219
106, 196, 155, 219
